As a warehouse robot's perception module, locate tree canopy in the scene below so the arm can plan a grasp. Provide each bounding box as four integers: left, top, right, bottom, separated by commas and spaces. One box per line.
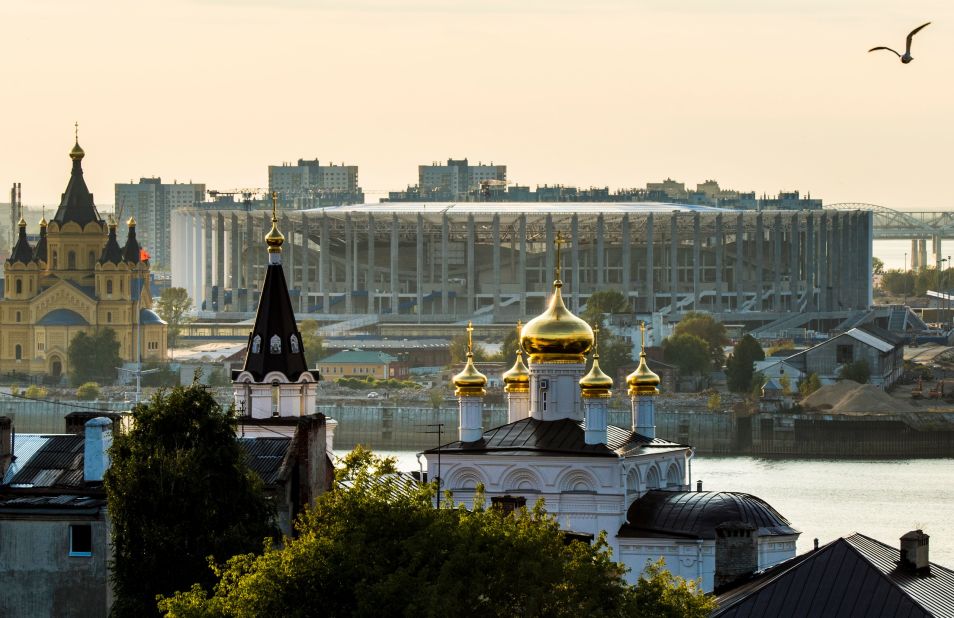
725, 335, 765, 392
105, 380, 275, 617
68, 328, 121, 385
593, 324, 634, 384
581, 289, 629, 325
673, 312, 728, 368
662, 333, 711, 376
159, 448, 715, 618
156, 287, 194, 348
839, 359, 871, 384
450, 333, 489, 364
298, 319, 326, 364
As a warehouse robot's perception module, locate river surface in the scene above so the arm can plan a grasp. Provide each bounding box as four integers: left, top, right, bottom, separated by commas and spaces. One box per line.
354, 451, 954, 566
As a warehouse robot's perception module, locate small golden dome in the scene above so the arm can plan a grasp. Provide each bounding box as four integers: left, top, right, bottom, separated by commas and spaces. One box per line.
39, 216, 48, 227
107, 215, 117, 229
502, 321, 530, 392
70, 140, 85, 161
126, 215, 136, 227
17, 215, 26, 228
626, 323, 659, 396
453, 321, 487, 396
265, 192, 284, 253
580, 354, 613, 398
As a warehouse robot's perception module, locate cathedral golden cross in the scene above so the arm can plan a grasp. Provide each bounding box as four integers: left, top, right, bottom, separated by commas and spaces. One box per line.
554, 230, 567, 281
593, 324, 600, 356
466, 320, 474, 355
74, 121, 79, 143
271, 191, 278, 222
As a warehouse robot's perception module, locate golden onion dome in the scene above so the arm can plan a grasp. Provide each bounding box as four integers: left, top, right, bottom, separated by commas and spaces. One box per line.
626, 322, 660, 396
265, 192, 285, 253
70, 140, 85, 161
520, 281, 594, 363
453, 322, 487, 396
502, 321, 530, 392
17, 215, 26, 228
39, 211, 48, 228
580, 353, 613, 398
127, 215, 136, 227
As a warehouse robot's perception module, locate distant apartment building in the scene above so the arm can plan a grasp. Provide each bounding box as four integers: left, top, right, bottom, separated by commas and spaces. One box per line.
418, 158, 506, 201
115, 178, 205, 269
268, 159, 364, 207
758, 190, 822, 210
645, 178, 688, 200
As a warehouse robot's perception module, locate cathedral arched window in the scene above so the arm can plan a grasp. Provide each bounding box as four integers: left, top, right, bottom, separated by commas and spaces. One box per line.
290, 334, 300, 354
269, 335, 282, 354
107, 312, 112, 323
15, 311, 21, 323
646, 466, 660, 490
51, 251, 58, 269
15, 279, 22, 295
14, 344, 22, 360
88, 251, 96, 268
67, 251, 76, 270
251, 335, 262, 354
106, 280, 113, 296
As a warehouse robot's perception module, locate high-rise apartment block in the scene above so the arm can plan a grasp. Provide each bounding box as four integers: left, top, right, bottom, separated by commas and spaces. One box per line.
115, 178, 205, 269
268, 159, 363, 207
418, 159, 506, 200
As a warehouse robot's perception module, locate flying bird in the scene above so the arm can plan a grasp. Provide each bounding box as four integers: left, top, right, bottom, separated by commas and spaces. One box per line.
869, 22, 931, 64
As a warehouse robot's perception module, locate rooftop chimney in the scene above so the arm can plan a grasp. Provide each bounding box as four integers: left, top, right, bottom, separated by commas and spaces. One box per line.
0, 416, 13, 480
900, 530, 930, 572
84, 417, 113, 484
66, 411, 120, 435
715, 521, 758, 591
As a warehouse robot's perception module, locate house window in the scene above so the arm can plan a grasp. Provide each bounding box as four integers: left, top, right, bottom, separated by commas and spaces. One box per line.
491, 495, 527, 515
69, 524, 92, 557
120, 279, 124, 293
68, 251, 76, 269
38, 342, 44, 352
271, 382, 280, 417
836, 344, 853, 364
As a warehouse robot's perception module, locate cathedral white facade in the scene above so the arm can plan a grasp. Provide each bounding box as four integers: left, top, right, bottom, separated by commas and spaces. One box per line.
426, 249, 799, 592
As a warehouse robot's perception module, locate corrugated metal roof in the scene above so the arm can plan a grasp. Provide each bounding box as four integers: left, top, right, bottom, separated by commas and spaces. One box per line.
424, 418, 686, 458
713, 533, 954, 617
846, 328, 896, 353
2, 435, 51, 484
0, 494, 105, 510
8, 435, 83, 488
238, 437, 291, 486
620, 491, 797, 540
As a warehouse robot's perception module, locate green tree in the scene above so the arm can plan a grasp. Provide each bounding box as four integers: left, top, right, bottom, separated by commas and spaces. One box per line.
24, 384, 48, 399
725, 335, 765, 392
749, 372, 767, 399
105, 380, 275, 617
779, 374, 792, 395
673, 312, 728, 368
298, 319, 325, 364
495, 326, 521, 362
631, 559, 716, 618
159, 447, 714, 618
156, 287, 194, 348
75, 381, 101, 401
707, 391, 722, 412
581, 289, 629, 325
68, 328, 122, 386
593, 324, 634, 383
872, 256, 884, 275
662, 333, 711, 376
839, 359, 870, 384
798, 372, 822, 396
450, 334, 489, 364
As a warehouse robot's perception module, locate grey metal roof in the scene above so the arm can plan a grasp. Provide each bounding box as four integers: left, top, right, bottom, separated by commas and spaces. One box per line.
140, 308, 165, 325
8, 435, 84, 488
307, 201, 735, 216
424, 417, 686, 458
2, 435, 51, 484
0, 494, 105, 511
620, 491, 798, 540
711, 534, 954, 618
36, 308, 90, 327
238, 437, 291, 486
713, 533, 954, 618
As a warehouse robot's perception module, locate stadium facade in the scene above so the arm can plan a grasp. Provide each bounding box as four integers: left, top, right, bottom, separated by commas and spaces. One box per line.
171, 203, 872, 323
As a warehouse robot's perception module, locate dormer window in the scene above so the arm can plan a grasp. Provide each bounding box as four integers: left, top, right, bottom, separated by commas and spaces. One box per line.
269, 335, 281, 354
251, 335, 262, 354
290, 334, 300, 354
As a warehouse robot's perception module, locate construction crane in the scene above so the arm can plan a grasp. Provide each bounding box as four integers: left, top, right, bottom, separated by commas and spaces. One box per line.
207, 188, 265, 212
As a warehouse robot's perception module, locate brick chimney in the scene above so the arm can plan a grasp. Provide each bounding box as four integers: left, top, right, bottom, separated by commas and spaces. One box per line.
715, 521, 758, 590
66, 411, 121, 435
900, 530, 930, 572
295, 414, 330, 510
83, 417, 113, 484
0, 416, 13, 479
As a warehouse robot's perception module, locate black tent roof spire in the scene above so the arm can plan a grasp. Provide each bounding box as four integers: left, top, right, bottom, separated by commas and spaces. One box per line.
239, 193, 312, 382
52, 123, 102, 227
7, 210, 33, 264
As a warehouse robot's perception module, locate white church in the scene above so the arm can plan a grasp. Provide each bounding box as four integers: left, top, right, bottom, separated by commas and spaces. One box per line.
426, 239, 799, 592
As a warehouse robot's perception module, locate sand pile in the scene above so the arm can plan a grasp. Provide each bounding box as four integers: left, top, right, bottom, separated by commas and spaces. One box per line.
801, 381, 914, 414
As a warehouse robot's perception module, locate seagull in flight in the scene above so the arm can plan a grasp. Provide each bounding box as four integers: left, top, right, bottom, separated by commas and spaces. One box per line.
869, 22, 931, 64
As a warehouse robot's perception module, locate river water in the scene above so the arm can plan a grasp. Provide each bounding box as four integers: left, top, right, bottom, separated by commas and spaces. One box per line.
359, 451, 954, 567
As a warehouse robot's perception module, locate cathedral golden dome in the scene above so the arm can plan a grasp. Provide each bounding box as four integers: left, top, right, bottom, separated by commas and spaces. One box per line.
39, 208, 48, 228
126, 215, 136, 228
520, 233, 593, 363
265, 192, 285, 253
453, 321, 487, 396
626, 322, 660, 396
580, 328, 612, 398
502, 322, 530, 393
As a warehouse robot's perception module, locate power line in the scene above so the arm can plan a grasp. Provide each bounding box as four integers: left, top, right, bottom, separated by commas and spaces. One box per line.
0, 390, 130, 414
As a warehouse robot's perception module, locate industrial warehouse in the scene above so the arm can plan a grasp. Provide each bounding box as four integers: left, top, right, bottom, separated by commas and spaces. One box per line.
171, 202, 872, 330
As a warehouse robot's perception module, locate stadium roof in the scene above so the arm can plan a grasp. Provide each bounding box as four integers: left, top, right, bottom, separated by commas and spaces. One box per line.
306, 202, 736, 216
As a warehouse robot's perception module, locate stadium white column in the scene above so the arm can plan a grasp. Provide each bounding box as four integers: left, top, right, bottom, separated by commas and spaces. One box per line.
416, 214, 424, 319
204, 212, 214, 311
692, 213, 701, 310
646, 213, 655, 313
622, 214, 631, 308
670, 213, 678, 313
596, 214, 605, 287
282, 212, 293, 290
391, 214, 399, 314
230, 213, 239, 310
467, 214, 476, 314
492, 214, 501, 314
545, 214, 555, 287
773, 214, 783, 312
806, 212, 816, 312
519, 215, 527, 315
735, 213, 744, 310
755, 213, 764, 311
715, 213, 724, 313
441, 214, 449, 315
320, 213, 329, 312
789, 212, 799, 309
300, 213, 310, 313
345, 213, 353, 313
571, 215, 580, 312
243, 212, 253, 311
367, 214, 375, 313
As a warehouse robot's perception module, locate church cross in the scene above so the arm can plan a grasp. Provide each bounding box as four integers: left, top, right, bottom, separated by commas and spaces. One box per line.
271, 191, 278, 223
593, 324, 600, 356
554, 230, 567, 281
74, 121, 79, 143
466, 321, 474, 356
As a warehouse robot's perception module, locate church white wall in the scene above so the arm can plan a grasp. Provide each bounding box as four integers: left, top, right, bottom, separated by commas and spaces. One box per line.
758, 535, 798, 570
619, 539, 714, 591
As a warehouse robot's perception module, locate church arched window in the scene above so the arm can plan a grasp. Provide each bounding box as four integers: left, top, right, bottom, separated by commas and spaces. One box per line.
15, 279, 22, 295
646, 466, 660, 490
88, 251, 96, 268
15, 311, 21, 323
106, 280, 113, 296
14, 344, 21, 360
51, 250, 58, 269
251, 335, 262, 354
290, 334, 300, 354
107, 312, 112, 323
270, 335, 282, 354
68, 251, 76, 269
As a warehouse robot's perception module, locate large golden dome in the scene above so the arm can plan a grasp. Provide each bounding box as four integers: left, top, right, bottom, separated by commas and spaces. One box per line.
520, 280, 593, 363
453, 322, 487, 396
502, 322, 530, 393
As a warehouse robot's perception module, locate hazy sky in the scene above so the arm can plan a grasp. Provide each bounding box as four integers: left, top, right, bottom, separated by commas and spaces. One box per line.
1, 0, 951, 209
